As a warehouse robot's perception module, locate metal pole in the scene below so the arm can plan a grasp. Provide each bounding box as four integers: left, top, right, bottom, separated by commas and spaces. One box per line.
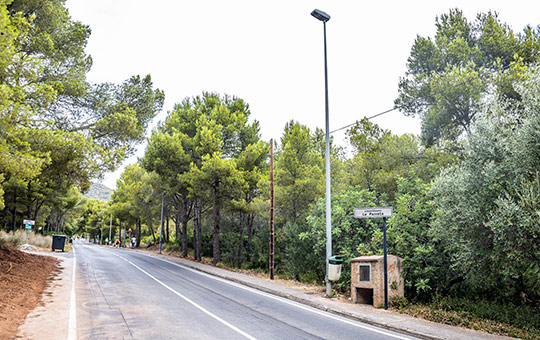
323, 20, 332, 297
383, 217, 388, 310
101, 210, 104, 245
269, 139, 275, 280
109, 212, 112, 246
159, 193, 164, 254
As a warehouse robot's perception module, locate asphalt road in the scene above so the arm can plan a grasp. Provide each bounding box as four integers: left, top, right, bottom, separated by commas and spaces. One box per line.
74, 242, 419, 340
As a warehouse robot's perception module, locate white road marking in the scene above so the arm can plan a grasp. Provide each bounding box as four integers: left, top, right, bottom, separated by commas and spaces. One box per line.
136, 252, 413, 340
114, 253, 257, 340
67, 246, 77, 340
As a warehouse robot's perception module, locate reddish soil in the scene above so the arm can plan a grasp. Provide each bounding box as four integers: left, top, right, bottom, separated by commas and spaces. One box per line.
0, 247, 59, 340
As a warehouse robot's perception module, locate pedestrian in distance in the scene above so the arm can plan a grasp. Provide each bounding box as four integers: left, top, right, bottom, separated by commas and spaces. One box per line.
131, 236, 136, 249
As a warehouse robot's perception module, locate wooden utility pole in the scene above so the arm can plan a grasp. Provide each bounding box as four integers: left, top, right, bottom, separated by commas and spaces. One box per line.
269, 139, 275, 280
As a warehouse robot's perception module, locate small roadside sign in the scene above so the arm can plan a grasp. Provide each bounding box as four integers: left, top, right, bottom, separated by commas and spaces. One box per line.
354, 207, 392, 219
23, 219, 35, 225
353, 206, 393, 311
25, 224, 32, 229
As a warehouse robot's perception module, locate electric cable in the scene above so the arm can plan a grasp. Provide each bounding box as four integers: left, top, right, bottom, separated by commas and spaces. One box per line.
330, 52, 540, 134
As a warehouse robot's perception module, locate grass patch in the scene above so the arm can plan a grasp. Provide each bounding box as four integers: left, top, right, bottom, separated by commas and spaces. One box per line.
394, 296, 539, 339
0, 230, 53, 249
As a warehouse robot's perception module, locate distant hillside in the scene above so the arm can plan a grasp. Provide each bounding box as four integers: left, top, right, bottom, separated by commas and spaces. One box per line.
85, 183, 113, 201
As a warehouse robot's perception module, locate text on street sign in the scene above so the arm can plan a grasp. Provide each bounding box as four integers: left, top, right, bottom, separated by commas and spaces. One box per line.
354, 207, 393, 218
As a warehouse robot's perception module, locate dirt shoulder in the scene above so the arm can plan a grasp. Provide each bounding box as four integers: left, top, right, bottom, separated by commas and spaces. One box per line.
0, 247, 60, 340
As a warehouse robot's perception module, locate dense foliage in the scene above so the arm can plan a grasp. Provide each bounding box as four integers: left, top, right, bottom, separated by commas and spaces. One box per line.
1, 4, 539, 335
395, 8, 540, 145
0, 0, 163, 234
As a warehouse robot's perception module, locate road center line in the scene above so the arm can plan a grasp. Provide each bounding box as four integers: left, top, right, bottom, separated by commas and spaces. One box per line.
67, 246, 77, 340
139, 252, 412, 340
114, 253, 257, 340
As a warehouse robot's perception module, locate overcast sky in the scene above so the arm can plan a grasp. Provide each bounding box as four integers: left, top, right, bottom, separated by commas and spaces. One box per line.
64, 0, 540, 189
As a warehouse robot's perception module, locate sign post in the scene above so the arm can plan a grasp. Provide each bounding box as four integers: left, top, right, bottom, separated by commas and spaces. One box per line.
354, 207, 392, 310
23, 219, 35, 245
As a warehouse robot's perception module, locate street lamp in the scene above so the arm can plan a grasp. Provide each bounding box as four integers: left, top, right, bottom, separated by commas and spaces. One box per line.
311, 8, 332, 296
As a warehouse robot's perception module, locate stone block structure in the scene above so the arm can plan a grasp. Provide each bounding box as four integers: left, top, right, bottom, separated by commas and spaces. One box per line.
351, 255, 404, 307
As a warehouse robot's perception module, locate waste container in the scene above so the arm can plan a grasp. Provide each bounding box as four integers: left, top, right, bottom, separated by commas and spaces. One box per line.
328, 255, 344, 281
52, 235, 67, 252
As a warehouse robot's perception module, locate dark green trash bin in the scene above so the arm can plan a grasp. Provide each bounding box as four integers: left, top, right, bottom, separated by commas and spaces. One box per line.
52, 235, 67, 252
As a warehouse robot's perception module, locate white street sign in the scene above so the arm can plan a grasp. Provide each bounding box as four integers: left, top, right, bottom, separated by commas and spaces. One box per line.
23, 219, 35, 225
354, 207, 393, 218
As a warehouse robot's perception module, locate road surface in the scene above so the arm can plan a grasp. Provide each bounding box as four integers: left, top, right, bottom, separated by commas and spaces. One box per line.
74, 241, 418, 340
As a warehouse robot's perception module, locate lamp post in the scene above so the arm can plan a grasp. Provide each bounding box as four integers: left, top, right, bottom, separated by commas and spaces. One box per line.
109, 212, 112, 246
311, 8, 332, 297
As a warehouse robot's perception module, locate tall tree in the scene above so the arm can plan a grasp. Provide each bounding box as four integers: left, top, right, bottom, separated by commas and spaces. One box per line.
111, 165, 161, 246
345, 118, 454, 202
395, 9, 540, 145
431, 67, 540, 303
1, 0, 164, 228
274, 121, 323, 222
233, 141, 268, 267
189, 153, 246, 265
145, 92, 261, 263
142, 131, 192, 255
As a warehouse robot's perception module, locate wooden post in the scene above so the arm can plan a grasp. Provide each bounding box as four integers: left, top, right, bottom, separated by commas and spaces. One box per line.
269, 139, 275, 280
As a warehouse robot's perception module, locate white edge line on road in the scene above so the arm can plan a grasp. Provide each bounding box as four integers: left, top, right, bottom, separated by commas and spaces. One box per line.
67, 246, 77, 340
140, 252, 413, 340
113, 253, 257, 340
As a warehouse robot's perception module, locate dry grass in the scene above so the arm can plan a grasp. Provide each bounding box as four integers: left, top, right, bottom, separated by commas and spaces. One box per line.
0, 230, 53, 249
396, 303, 538, 340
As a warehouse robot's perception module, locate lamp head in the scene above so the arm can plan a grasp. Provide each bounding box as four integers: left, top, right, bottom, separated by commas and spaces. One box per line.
311, 9, 330, 22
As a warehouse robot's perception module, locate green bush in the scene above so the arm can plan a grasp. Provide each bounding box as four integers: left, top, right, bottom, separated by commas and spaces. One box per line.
305, 187, 385, 292
141, 233, 159, 247
165, 242, 181, 252
390, 296, 410, 310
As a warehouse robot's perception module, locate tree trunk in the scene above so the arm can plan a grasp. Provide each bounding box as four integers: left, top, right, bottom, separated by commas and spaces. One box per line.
165, 211, 170, 243
12, 190, 17, 230
181, 202, 187, 257
148, 215, 156, 243
193, 199, 202, 261
173, 210, 180, 244
237, 214, 244, 268
181, 211, 188, 258
247, 213, 254, 262
33, 200, 45, 223
212, 203, 221, 265
197, 204, 202, 261
136, 218, 141, 247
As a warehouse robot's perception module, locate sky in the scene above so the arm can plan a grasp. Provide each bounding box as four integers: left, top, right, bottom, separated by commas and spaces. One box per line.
64, 0, 540, 189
